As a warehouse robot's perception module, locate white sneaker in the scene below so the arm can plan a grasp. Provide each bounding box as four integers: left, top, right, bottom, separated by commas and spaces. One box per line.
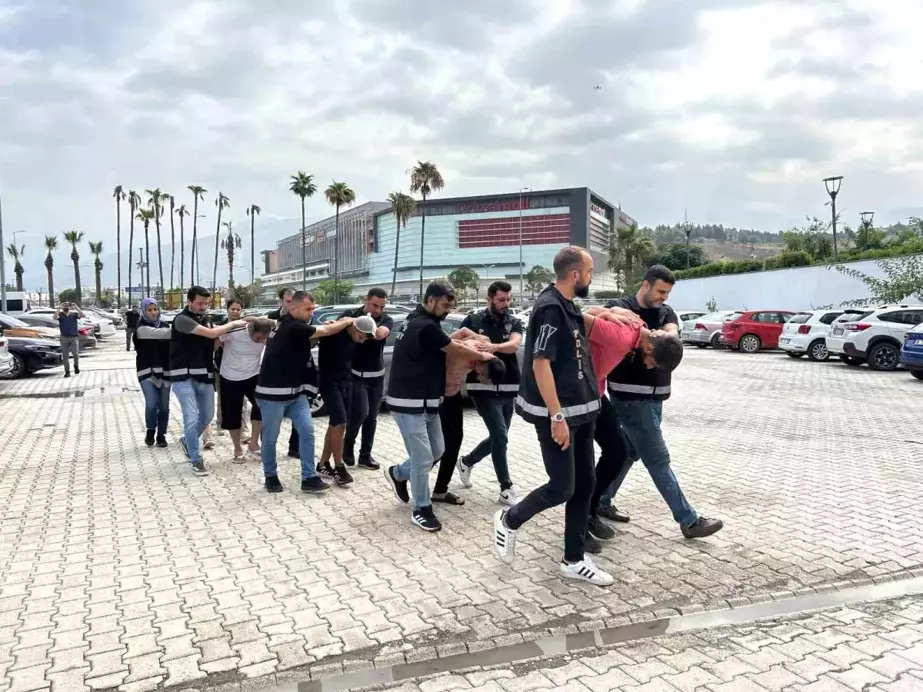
559, 555, 614, 587
457, 457, 473, 488
492, 509, 517, 565
498, 486, 520, 506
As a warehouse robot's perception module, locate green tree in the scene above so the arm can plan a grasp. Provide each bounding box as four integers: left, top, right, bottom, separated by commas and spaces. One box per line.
325, 181, 357, 301
5, 243, 24, 291
607, 222, 654, 290
446, 266, 478, 300
63, 230, 85, 303
313, 279, 353, 305
136, 208, 154, 296
524, 265, 554, 298
187, 185, 207, 285
647, 243, 708, 271
221, 221, 242, 287
387, 191, 416, 297
834, 255, 923, 306
146, 188, 166, 297
59, 288, 78, 304
410, 161, 445, 297
289, 172, 317, 291
175, 204, 190, 290
229, 280, 261, 308
113, 185, 126, 308
246, 205, 261, 297
88, 241, 104, 304
97, 289, 115, 309
212, 192, 230, 295
127, 190, 141, 301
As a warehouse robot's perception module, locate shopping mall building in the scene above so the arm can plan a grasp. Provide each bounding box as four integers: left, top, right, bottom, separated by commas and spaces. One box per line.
260, 188, 633, 301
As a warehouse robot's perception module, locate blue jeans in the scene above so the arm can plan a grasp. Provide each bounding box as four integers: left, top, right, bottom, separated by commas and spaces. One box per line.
172, 379, 215, 464
609, 399, 698, 528
257, 397, 318, 480
140, 380, 171, 435
466, 397, 514, 490
392, 412, 444, 509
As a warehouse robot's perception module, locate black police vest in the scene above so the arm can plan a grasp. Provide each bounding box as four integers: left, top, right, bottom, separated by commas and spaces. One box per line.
385, 308, 447, 414
464, 309, 521, 397
167, 310, 215, 383
255, 315, 319, 402
133, 325, 171, 385
516, 286, 599, 426
606, 297, 673, 401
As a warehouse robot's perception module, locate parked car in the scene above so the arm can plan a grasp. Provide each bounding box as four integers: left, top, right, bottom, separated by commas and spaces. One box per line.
721, 310, 796, 353
84, 306, 124, 327
0, 313, 59, 341
835, 304, 923, 371
901, 322, 923, 380
676, 310, 707, 334
0, 335, 63, 379
16, 314, 98, 350
0, 334, 13, 378
28, 307, 116, 339
778, 309, 863, 362
682, 310, 742, 348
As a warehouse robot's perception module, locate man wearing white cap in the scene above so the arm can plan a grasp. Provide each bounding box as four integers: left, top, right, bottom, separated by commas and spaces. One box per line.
316, 314, 378, 486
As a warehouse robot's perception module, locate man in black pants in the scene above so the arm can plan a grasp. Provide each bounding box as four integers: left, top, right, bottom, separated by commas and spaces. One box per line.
343, 288, 394, 470
491, 246, 614, 587
125, 305, 140, 351
267, 288, 300, 458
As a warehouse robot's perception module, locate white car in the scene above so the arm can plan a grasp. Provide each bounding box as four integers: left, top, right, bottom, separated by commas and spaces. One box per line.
682, 310, 742, 348
0, 335, 13, 377
676, 310, 706, 334
29, 307, 116, 339
833, 304, 923, 371
779, 309, 860, 362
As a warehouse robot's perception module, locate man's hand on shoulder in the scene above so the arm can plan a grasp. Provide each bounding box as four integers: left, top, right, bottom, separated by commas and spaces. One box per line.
598, 307, 643, 327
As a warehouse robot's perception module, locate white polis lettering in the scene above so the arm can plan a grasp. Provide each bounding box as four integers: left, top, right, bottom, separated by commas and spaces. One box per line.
573, 328, 585, 380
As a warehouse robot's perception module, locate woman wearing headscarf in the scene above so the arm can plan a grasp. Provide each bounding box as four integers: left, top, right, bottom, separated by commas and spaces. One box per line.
134, 298, 172, 447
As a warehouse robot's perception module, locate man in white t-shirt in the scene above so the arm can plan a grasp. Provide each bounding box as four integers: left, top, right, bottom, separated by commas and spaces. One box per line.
218, 305, 273, 461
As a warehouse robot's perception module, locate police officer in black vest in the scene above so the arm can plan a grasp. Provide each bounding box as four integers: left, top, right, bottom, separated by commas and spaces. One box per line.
492, 247, 615, 587
594, 264, 723, 540
456, 281, 523, 505
267, 288, 300, 458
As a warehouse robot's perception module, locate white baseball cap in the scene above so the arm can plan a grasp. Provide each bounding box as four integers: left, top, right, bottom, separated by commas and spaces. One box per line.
355, 315, 376, 335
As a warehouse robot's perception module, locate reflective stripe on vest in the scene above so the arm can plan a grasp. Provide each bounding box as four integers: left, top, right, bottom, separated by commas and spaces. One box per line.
385, 395, 444, 409
515, 395, 600, 419
351, 368, 385, 378
608, 382, 672, 396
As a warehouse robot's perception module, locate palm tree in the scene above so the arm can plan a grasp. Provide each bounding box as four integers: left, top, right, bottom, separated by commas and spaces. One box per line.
44, 236, 58, 307
63, 230, 85, 303
387, 192, 417, 298
146, 189, 165, 300
409, 161, 445, 297
246, 205, 261, 302
289, 172, 317, 290
136, 208, 154, 296
176, 204, 190, 291
221, 221, 242, 288
165, 193, 176, 291
212, 192, 230, 296
325, 182, 356, 301
187, 185, 207, 285
113, 185, 126, 308
89, 241, 104, 305
5, 244, 25, 291
607, 222, 655, 290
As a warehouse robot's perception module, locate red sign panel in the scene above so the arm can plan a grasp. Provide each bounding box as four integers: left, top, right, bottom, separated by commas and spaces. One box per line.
458, 215, 570, 249
455, 199, 527, 215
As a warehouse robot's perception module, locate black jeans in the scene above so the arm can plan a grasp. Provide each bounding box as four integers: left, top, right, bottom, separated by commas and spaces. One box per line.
434, 393, 464, 494
126, 328, 135, 351
345, 376, 384, 460
590, 396, 632, 516
467, 396, 514, 490
506, 419, 596, 563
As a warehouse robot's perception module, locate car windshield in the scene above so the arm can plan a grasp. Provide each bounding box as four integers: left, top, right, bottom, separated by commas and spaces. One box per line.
789, 313, 811, 324
0, 314, 29, 327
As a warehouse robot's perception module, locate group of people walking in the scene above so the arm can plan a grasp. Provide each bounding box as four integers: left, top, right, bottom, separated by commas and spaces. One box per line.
129, 245, 724, 587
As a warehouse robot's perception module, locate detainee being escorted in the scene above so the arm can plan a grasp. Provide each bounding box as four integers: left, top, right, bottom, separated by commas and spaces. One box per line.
133, 297, 172, 448
384, 283, 494, 532
492, 246, 613, 586
256, 290, 356, 494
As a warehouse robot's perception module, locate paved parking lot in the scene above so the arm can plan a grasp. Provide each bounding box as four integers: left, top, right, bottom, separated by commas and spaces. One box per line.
1, 342, 922, 692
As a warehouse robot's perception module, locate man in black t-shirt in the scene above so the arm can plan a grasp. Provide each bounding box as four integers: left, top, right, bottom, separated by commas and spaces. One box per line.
267, 288, 300, 457
316, 314, 377, 485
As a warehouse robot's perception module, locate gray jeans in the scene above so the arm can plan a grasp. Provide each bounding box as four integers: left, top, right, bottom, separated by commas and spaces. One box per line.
61, 336, 80, 374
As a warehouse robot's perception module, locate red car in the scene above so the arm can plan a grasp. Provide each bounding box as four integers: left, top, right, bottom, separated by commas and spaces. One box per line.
721, 310, 796, 353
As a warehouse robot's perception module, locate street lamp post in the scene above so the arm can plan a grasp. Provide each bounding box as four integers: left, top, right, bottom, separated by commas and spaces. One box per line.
823, 176, 844, 261
518, 187, 531, 303
136, 246, 148, 299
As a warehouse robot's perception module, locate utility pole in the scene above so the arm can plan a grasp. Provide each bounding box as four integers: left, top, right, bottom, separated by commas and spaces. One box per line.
683, 209, 692, 270
0, 191, 6, 314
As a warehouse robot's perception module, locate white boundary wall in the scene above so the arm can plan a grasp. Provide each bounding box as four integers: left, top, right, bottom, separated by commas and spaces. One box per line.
667, 256, 923, 312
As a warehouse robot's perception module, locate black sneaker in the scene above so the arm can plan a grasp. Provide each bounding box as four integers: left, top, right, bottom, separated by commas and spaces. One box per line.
316, 461, 334, 478
343, 454, 356, 467
156, 434, 168, 448
682, 517, 724, 539
287, 448, 300, 459
588, 516, 616, 541
64, 372, 70, 378
412, 506, 442, 532
584, 534, 602, 554
301, 476, 329, 494
144, 429, 155, 447
332, 465, 354, 486
74, 367, 80, 375
384, 466, 409, 503
191, 462, 209, 477
357, 456, 380, 471
598, 506, 630, 523
179, 438, 191, 460
265, 475, 283, 493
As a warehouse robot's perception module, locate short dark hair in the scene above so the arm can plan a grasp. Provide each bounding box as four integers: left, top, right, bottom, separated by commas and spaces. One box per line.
291, 290, 315, 303
250, 317, 274, 335
651, 333, 684, 373
367, 287, 387, 300
278, 287, 294, 300
226, 298, 242, 310
643, 264, 676, 286
488, 281, 512, 298
553, 246, 588, 280
187, 286, 210, 301
484, 358, 506, 384
424, 282, 455, 302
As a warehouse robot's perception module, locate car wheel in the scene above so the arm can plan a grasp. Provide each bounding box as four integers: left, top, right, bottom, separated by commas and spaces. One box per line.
911, 369, 923, 380
786, 352, 804, 358
839, 354, 863, 366
4, 354, 27, 379
867, 342, 900, 372
710, 333, 723, 349
808, 340, 830, 362
695, 343, 707, 349
310, 393, 327, 417
739, 334, 761, 353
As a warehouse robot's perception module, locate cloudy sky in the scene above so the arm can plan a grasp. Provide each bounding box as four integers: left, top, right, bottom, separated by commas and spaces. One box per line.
1, 0, 922, 290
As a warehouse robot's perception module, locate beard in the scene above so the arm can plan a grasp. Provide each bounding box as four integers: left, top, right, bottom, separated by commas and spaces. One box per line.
575, 281, 591, 299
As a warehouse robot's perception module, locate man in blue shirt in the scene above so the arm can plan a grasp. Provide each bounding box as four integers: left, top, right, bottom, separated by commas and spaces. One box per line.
56, 302, 84, 378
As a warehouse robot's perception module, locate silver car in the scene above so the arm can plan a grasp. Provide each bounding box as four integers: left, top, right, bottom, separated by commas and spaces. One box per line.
682, 310, 743, 349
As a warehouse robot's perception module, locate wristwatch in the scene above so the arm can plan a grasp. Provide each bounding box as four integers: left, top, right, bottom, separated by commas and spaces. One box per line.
551, 412, 565, 423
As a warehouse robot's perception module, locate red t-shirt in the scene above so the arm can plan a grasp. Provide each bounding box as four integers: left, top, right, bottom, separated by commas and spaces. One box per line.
588, 319, 642, 396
